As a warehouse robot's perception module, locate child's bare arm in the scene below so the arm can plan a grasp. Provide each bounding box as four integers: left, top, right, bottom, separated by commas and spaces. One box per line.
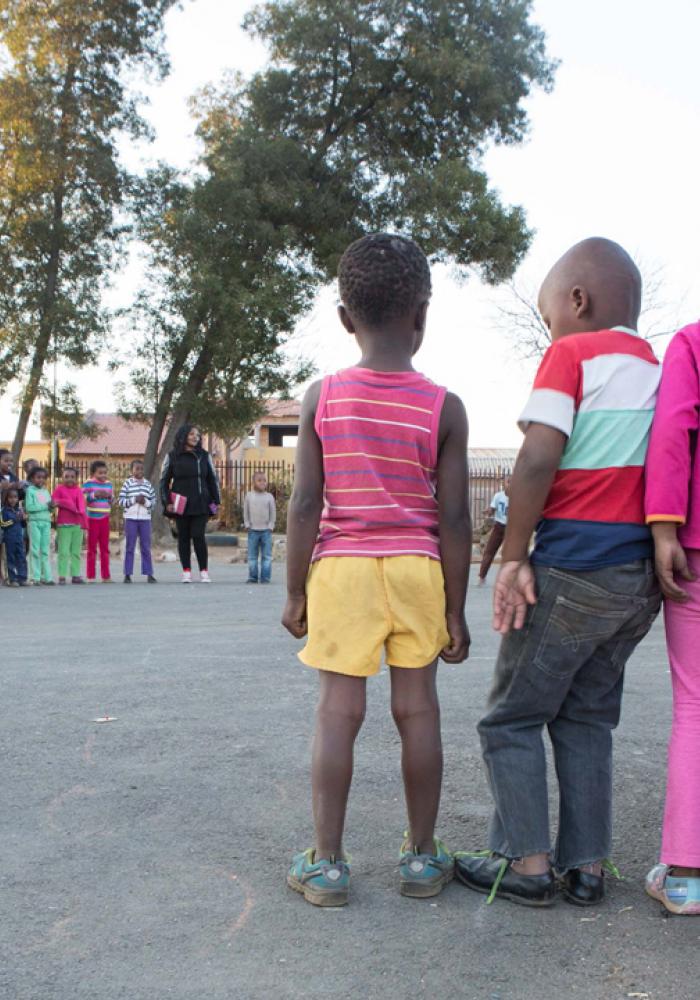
282, 381, 324, 638
501, 424, 566, 563
493, 423, 566, 634
437, 392, 472, 663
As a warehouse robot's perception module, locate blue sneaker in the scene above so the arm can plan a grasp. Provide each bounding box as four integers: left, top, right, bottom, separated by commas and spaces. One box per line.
399, 836, 454, 897
646, 863, 700, 915
287, 849, 350, 907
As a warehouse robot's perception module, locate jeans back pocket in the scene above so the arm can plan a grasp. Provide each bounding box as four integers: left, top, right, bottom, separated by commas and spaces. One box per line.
534, 595, 630, 678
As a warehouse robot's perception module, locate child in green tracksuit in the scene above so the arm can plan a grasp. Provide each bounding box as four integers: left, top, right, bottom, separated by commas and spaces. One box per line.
25, 467, 54, 585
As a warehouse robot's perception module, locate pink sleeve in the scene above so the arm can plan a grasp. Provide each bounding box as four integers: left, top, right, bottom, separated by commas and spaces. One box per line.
313, 375, 332, 438
645, 328, 700, 524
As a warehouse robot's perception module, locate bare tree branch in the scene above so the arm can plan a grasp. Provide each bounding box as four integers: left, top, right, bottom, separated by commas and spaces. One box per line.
497, 261, 686, 359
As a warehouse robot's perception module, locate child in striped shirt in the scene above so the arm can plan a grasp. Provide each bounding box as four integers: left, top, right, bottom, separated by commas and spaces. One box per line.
282, 234, 471, 906
82, 460, 114, 582
455, 239, 662, 909
118, 459, 157, 584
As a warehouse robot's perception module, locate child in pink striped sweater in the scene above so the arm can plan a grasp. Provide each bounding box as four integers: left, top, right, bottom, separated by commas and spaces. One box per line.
645, 319, 700, 915
282, 234, 471, 906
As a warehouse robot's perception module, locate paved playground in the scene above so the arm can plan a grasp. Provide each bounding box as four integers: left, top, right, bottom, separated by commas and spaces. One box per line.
2, 563, 696, 1000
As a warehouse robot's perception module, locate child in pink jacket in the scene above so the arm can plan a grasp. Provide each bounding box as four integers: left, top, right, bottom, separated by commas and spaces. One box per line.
645, 319, 700, 915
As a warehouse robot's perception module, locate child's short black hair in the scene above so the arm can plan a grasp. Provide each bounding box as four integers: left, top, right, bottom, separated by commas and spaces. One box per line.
63, 466, 78, 475
338, 233, 431, 328
131, 458, 144, 470
90, 460, 108, 475
4, 488, 18, 500
28, 466, 47, 482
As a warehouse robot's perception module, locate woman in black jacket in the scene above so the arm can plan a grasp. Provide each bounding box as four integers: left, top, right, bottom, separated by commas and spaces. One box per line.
160, 425, 221, 583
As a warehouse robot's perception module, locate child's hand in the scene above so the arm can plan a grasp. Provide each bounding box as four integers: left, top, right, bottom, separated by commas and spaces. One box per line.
493, 560, 537, 635
441, 610, 470, 663
282, 594, 307, 638
653, 525, 695, 602
136, 495, 146, 505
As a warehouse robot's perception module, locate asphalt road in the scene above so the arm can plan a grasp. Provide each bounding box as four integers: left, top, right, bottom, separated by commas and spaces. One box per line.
2, 562, 697, 1000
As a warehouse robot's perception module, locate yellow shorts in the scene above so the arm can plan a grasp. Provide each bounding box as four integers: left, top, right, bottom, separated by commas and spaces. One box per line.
299, 556, 449, 677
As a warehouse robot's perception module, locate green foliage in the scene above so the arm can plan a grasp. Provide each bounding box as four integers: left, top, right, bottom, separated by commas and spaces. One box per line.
0, 0, 176, 458
133, 0, 554, 477
128, 156, 318, 476
39, 383, 103, 442
233, 0, 556, 279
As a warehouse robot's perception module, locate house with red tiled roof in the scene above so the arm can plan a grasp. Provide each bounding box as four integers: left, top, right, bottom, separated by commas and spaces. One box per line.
66, 413, 152, 463
66, 401, 302, 465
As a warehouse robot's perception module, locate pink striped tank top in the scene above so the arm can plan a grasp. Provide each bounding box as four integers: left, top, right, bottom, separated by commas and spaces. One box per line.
312, 366, 447, 561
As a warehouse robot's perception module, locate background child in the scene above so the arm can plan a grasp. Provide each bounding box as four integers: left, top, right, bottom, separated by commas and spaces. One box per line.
1, 489, 28, 586
644, 319, 700, 915
282, 234, 471, 906
0, 449, 25, 584
0, 448, 21, 498
118, 458, 157, 583
52, 467, 87, 584
244, 472, 276, 583
478, 476, 511, 584
456, 238, 661, 908
82, 460, 113, 582
25, 467, 54, 585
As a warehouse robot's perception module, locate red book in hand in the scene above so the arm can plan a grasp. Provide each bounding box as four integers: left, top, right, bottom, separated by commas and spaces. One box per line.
170, 492, 187, 515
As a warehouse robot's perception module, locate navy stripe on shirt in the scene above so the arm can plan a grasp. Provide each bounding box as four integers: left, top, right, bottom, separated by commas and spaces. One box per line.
532, 518, 653, 571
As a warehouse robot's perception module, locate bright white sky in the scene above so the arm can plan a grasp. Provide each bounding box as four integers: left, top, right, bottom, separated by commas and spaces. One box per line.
1, 0, 699, 446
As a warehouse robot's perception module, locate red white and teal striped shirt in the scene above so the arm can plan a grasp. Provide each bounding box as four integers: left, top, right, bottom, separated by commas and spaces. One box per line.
519, 327, 660, 570
312, 366, 446, 561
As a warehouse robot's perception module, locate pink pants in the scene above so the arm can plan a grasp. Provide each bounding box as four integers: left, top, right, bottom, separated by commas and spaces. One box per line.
86, 517, 111, 581
661, 549, 700, 866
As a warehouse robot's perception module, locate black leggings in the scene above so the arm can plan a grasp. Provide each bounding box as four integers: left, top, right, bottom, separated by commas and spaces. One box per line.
176, 514, 208, 571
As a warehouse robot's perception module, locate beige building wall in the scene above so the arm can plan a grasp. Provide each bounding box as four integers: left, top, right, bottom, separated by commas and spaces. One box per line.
243, 446, 297, 464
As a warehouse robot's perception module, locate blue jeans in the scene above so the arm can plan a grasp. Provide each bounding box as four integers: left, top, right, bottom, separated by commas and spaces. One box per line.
4, 527, 27, 582
478, 560, 660, 870
247, 529, 272, 582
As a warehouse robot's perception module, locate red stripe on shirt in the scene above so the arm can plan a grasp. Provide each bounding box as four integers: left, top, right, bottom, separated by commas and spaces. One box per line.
543, 466, 646, 523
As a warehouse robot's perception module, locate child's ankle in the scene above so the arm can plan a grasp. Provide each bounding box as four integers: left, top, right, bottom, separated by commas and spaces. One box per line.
669, 865, 700, 878
315, 846, 343, 863
511, 853, 550, 876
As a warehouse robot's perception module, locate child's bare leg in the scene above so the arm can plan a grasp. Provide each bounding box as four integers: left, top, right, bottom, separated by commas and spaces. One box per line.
390, 661, 442, 853
312, 671, 366, 859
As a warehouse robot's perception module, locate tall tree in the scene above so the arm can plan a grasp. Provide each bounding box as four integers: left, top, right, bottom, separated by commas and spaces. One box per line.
0, 0, 176, 462
130, 0, 555, 481
123, 165, 316, 480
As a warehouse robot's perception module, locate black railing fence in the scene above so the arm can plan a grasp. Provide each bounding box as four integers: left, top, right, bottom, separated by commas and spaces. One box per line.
58, 458, 514, 535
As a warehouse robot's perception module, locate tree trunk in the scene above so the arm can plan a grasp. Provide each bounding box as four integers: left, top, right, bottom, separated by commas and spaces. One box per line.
11, 315, 54, 466
11, 188, 63, 465
11, 64, 75, 465
142, 330, 196, 480
150, 340, 215, 543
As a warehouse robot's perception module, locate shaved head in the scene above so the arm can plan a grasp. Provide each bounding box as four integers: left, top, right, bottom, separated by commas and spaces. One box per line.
538, 237, 642, 341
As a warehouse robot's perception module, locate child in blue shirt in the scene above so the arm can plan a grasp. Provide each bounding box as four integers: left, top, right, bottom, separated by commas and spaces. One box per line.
1, 489, 28, 586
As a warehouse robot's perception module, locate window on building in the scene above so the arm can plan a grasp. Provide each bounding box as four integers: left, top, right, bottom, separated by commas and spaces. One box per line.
268, 425, 299, 447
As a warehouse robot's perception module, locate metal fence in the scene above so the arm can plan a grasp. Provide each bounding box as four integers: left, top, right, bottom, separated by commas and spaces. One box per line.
469, 462, 514, 536
59, 458, 514, 535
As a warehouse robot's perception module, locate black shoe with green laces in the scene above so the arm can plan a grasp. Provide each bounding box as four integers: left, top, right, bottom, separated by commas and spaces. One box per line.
455, 852, 556, 907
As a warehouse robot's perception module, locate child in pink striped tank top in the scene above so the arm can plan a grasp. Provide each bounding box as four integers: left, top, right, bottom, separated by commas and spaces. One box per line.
283, 233, 471, 906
